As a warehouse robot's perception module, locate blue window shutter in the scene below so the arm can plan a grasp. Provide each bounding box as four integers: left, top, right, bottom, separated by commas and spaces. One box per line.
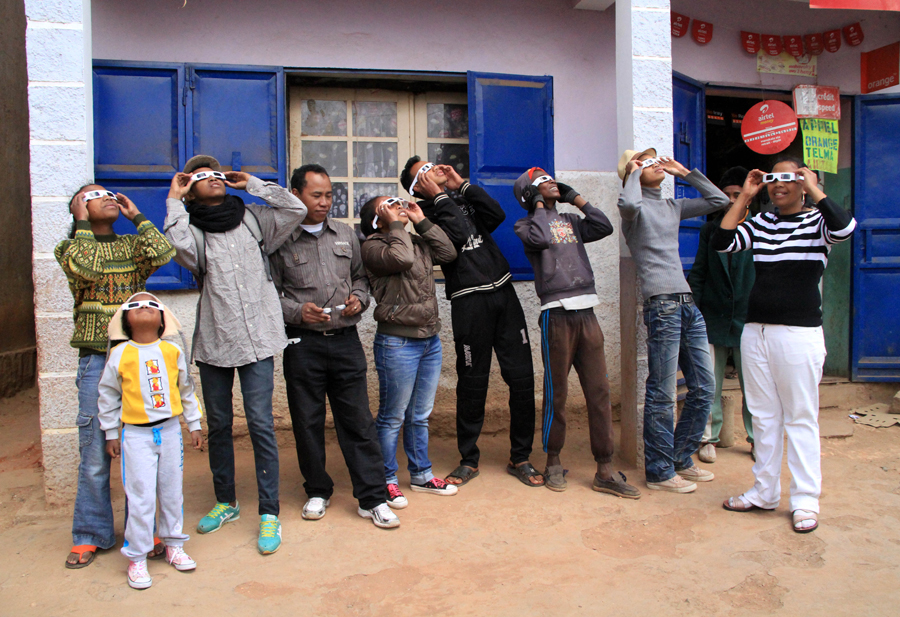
92, 62, 192, 289
467, 71, 554, 280
673, 72, 707, 278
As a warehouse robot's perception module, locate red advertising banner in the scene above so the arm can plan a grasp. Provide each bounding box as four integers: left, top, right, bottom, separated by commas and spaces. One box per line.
824, 29, 842, 53
742, 31, 761, 54
793, 85, 841, 119
843, 22, 865, 46
783, 35, 805, 57
762, 34, 784, 56
861, 41, 900, 93
741, 100, 799, 155
804, 33, 825, 55
692, 20, 713, 45
671, 12, 690, 38
811, 0, 900, 10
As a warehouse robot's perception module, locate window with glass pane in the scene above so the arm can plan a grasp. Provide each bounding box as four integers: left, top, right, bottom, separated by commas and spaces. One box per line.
424, 101, 469, 181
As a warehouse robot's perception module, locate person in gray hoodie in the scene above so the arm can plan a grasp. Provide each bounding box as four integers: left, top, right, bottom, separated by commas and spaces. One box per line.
617, 148, 729, 493
514, 168, 639, 498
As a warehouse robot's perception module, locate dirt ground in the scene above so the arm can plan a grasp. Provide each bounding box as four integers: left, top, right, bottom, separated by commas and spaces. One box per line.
1, 382, 899, 617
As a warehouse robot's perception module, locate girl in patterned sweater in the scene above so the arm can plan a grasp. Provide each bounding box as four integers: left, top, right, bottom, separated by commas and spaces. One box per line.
55, 185, 174, 569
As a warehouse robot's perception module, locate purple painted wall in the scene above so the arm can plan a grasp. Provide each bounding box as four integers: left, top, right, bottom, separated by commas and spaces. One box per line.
671, 0, 900, 95
91, 0, 618, 171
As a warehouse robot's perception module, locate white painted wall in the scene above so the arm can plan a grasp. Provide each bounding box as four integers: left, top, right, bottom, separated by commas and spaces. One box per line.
91, 0, 620, 172
671, 0, 900, 94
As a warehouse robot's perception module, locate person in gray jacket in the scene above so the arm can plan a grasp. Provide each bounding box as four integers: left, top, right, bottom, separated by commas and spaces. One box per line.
165, 155, 307, 554
617, 148, 729, 493
514, 168, 640, 498
359, 196, 459, 509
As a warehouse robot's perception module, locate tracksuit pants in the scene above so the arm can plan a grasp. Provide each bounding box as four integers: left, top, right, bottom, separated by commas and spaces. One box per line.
539, 308, 614, 464
450, 284, 535, 468
740, 323, 825, 513
120, 417, 189, 561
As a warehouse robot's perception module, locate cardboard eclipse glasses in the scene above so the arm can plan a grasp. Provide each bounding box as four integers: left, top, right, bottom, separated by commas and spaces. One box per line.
371, 197, 407, 229
83, 190, 117, 201
123, 300, 162, 311
763, 172, 803, 183
191, 171, 227, 182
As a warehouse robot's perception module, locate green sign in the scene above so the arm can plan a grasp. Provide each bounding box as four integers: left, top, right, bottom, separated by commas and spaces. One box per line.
800, 118, 839, 174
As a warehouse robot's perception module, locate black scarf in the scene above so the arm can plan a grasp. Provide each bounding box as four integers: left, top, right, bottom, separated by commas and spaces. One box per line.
186, 195, 246, 233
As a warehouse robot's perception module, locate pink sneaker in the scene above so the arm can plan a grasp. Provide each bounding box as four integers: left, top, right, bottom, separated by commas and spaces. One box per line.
165, 546, 196, 571
386, 484, 408, 509
127, 559, 152, 589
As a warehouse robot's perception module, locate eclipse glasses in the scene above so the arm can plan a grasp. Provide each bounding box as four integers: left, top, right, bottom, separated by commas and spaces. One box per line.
123, 300, 162, 311
83, 190, 117, 201
371, 197, 407, 230
408, 163, 434, 195
191, 171, 227, 182
762, 172, 803, 183
531, 175, 553, 186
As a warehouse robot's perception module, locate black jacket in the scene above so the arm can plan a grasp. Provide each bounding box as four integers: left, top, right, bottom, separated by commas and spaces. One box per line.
419, 181, 513, 301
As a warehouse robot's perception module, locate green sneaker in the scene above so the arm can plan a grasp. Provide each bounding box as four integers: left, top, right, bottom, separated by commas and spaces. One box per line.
258, 515, 282, 555
197, 502, 240, 534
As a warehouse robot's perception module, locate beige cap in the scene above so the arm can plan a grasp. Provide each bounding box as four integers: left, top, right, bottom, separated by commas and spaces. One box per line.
108, 292, 183, 341
184, 154, 221, 174
617, 147, 657, 180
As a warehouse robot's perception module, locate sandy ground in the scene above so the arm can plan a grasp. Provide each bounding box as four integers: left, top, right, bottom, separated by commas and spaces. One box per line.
1, 383, 899, 617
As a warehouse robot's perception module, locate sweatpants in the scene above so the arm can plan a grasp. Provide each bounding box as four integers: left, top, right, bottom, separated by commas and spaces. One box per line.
740, 323, 825, 513
120, 417, 189, 561
450, 284, 535, 468
539, 308, 614, 463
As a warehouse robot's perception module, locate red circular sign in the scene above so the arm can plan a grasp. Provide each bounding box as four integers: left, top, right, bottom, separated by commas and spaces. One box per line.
741, 100, 798, 155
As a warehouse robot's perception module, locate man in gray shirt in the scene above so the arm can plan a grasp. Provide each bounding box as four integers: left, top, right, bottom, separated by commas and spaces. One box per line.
617, 148, 729, 494
165, 154, 307, 554
269, 163, 398, 529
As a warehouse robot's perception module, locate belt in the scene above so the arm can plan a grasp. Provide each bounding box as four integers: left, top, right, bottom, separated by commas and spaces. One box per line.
647, 293, 694, 304
286, 325, 356, 337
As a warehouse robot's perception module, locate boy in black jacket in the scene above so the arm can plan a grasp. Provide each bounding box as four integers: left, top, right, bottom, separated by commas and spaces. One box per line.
514, 169, 639, 498
401, 156, 541, 488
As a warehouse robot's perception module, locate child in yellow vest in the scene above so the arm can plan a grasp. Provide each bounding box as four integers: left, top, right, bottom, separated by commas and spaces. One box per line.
98, 292, 202, 589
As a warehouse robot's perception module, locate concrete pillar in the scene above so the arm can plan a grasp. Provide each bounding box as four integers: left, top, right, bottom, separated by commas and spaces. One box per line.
615, 0, 673, 468
26, 0, 93, 505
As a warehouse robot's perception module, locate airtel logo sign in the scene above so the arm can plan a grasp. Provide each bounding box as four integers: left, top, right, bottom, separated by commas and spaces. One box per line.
758, 104, 775, 121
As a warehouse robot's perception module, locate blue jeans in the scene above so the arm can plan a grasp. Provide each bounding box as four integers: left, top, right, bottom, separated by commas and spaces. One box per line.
72, 354, 116, 549
642, 298, 715, 483
374, 333, 442, 486
197, 358, 280, 516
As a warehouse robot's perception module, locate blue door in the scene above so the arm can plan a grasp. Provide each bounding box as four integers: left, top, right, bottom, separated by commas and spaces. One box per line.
852, 94, 900, 381
673, 73, 706, 277
467, 71, 554, 280
92, 61, 286, 290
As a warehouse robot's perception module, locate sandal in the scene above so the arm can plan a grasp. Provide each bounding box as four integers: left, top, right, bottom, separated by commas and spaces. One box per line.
445, 465, 479, 486
544, 465, 567, 492
792, 509, 818, 533
65, 545, 97, 569
723, 495, 759, 512
506, 461, 544, 487
148, 537, 165, 560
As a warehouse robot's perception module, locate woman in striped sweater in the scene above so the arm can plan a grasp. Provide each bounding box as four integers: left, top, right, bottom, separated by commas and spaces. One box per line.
711, 157, 855, 534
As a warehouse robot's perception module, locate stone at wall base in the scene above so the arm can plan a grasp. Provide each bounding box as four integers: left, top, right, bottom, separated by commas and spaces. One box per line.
891, 390, 900, 414
0, 347, 36, 399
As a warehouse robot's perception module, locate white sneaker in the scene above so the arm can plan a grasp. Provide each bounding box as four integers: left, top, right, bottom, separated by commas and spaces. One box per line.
386, 484, 409, 509
165, 545, 196, 571
302, 497, 330, 520
698, 443, 717, 464
358, 503, 401, 529
127, 559, 152, 589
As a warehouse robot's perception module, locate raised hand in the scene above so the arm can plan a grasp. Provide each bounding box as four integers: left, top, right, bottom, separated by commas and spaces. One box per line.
522, 185, 545, 209
168, 172, 196, 201
439, 165, 464, 191
555, 181, 580, 204
742, 169, 765, 199
417, 172, 443, 199
405, 200, 425, 224
224, 171, 251, 190
70, 191, 89, 221
115, 193, 141, 220
659, 156, 689, 179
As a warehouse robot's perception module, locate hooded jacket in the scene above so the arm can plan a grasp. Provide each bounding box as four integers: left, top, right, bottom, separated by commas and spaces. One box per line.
362, 218, 457, 338
417, 182, 512, 301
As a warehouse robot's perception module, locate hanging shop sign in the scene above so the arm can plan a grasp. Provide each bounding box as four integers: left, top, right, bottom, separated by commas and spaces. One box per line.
804, 33, 825, 55
824, 29, 842, 53
843, 22, 865, 46
692, 20, 714, 45
784, 35, 805, 57
742, 31, 761, 54
762, 34, 784, 56
793, 85, 841, 120
861, 41, 900, 93
758, 51, 818, 77
741, 100, 799, 155
800, 119, 839, 174
671, 12, 690, 38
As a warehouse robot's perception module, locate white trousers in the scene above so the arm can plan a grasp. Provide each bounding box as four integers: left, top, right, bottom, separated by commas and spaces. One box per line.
740, 323, 825, 513
120, 417, 189, 561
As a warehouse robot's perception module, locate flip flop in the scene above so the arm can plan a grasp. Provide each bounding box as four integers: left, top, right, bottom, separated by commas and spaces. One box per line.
445, 465, 479, 486
65, 545, 97, 569
506, 461, 545, 487
723, 496, 761, 512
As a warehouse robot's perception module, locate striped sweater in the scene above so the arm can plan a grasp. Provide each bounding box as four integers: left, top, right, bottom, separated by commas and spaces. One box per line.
54, 216, 175, 353
711, 196, 856, 327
